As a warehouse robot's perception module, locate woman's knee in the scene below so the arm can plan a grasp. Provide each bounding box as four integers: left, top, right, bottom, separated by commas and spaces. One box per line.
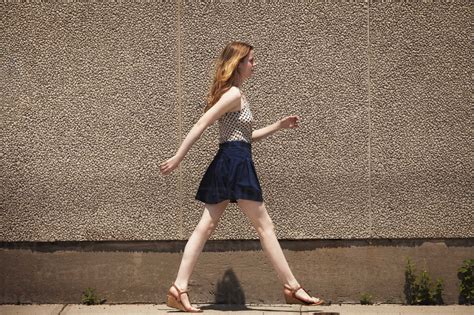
256, 220, 275, 237
195, 219, 217, 237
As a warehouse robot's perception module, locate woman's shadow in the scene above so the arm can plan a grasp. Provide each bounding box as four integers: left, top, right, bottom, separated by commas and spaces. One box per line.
199, 268, 248, 311
198, 268, 302, 313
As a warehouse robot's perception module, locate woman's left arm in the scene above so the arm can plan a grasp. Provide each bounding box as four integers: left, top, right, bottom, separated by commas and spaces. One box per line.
252, 115, 300, 142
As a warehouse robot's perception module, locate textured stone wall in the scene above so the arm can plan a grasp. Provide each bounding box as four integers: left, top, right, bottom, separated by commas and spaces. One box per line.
1, 0, 472, 241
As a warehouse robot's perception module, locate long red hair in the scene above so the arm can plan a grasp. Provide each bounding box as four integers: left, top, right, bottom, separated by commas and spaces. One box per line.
204, 41, 254, 113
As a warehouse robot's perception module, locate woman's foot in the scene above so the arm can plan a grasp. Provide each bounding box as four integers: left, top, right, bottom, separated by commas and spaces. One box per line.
167, 283, 202, 312
283, 283, 325, 305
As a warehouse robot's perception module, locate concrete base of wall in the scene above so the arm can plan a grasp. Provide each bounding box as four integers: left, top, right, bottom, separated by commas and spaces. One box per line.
0, 238, 472, 305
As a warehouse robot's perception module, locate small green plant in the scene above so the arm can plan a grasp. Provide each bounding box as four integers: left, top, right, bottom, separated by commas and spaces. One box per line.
404, 257, 416, 304
81, 287, 106, 305
458, 258, 473, 305
404, 257, 444, 305
360, 292, 374, 305
433, 278, 444, 305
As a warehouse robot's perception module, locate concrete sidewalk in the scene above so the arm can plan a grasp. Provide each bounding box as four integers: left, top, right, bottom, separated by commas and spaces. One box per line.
0, 303, 473, 315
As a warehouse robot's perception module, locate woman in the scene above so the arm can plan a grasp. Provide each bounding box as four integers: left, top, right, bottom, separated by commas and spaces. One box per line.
160, 41, 325, 312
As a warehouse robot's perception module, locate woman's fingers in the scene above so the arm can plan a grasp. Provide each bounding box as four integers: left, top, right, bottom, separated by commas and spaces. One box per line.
159, 160, 169, 175
291, 115, 300, 128
159, 158, 178, 175
161, 167, 171, 176
284, 116, 298, 128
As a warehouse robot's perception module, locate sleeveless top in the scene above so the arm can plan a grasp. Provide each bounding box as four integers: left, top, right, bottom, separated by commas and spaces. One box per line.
218, 93, 253, 144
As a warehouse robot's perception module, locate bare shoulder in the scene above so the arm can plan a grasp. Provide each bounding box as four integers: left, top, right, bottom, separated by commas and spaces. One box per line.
214, 86, 241, 112
222, 86, 242, 101
199, 86, 242, 126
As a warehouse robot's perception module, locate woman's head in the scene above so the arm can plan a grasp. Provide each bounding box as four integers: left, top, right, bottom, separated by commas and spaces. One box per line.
205, 41, 255, 112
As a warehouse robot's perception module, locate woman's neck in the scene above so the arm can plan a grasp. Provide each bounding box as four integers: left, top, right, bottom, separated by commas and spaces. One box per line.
232, 84, 243, 93
233, 75, 246, 89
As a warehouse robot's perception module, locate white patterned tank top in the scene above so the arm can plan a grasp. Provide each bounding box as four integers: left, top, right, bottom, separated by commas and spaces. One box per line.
218, 94, 253, 144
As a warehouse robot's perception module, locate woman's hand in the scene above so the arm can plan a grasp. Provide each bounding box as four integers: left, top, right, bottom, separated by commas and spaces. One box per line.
160, 155, 182, 176
278, 115, 300, 129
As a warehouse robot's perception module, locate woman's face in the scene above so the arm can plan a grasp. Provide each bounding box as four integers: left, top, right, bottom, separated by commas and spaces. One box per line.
238, 49, 256, 80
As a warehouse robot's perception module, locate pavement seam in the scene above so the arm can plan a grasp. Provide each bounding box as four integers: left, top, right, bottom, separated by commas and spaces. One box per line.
58, 303, 67, 315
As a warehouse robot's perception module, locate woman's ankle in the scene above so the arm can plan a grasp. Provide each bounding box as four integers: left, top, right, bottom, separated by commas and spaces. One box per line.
284, 280, 300, 291
172, 281, 189, 291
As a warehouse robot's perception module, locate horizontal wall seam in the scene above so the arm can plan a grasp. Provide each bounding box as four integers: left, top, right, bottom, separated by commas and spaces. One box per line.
0, 238, 472, 253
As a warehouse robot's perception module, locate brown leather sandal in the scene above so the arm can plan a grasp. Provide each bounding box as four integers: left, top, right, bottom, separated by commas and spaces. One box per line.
283, 283, 325, 305
166, 283, 203, 312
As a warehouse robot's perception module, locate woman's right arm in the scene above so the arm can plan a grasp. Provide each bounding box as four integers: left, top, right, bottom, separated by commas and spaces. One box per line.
160, 87, 241, 175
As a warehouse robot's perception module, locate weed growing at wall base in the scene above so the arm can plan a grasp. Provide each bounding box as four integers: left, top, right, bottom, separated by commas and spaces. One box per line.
458, 258, 473, 305
404, 257, 444, 305
360, 292, 374, 305
81, 287, 107, 305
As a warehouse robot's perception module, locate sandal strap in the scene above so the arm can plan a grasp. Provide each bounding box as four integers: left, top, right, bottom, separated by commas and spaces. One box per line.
283, 283, 324, 305
172, 283, 189, 294
171, 283, 189, 301
283, 283, 303, 297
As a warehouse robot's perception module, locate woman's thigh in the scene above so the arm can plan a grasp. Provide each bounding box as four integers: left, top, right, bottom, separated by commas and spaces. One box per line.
236, 199, 274, 233
197, 199, 230, 228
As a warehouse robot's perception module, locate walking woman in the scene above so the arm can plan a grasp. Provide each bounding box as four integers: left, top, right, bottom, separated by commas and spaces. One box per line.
160, 41, 325, 312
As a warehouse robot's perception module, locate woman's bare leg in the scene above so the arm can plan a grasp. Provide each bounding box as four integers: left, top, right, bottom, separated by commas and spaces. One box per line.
169, 199, 229, 310
237, 199, 321, 303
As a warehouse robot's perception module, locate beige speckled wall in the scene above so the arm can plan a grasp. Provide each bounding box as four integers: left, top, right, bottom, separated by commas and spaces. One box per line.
1, 0, 472, 242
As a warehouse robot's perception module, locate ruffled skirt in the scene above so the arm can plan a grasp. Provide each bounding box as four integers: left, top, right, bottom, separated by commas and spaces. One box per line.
195, 140, 263, 204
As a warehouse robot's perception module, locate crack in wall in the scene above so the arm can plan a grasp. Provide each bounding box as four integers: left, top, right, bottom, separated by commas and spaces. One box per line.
176, 0, 184, 239
367, 0, 374, 238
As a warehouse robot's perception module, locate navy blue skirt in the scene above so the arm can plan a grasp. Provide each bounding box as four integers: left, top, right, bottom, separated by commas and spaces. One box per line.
195, 140, 264, 204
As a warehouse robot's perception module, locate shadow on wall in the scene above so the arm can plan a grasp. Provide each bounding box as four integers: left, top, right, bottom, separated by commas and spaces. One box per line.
214, 268, 245, 304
